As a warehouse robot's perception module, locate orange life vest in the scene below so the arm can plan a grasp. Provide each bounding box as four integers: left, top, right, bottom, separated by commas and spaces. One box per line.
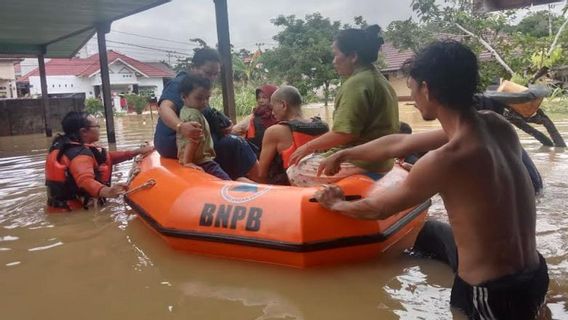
45, 137, 112, 211
266, 118, 328, 185
245, 115, 269, 154
280, 119, 329, 168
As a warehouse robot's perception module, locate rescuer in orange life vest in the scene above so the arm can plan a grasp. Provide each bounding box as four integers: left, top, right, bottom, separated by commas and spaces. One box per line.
45, 111, 153, 212
252, 85, 329, 185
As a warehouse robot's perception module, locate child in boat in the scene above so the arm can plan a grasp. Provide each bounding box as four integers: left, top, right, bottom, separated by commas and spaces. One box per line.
176, 74, 231, 180
254, 85, 328, 185
232, 84, 279, 155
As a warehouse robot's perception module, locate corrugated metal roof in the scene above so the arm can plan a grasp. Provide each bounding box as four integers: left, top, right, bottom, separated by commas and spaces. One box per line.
0, 0, 170, 58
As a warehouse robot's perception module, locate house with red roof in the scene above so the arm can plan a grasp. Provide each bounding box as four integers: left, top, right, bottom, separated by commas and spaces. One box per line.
380, 42, 416, 101
380, 41, 494, 100
21, 50, 175, 104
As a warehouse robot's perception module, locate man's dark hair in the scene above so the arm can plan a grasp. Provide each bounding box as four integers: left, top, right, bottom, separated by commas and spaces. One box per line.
61, 111, 91, 141
179, 74, 212, 97
192, 48, 221, 67
335, 25, 385, 65
406, 40, 480, 109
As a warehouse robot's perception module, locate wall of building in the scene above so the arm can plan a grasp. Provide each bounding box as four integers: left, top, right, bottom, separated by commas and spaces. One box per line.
0, 62, 16, 79
0, 80, 17, 98
138, 78, 164, 96
29, 75, 93, 97
385, 71, 411, 101
0, 97, 84, 136
0, 62, 18, 98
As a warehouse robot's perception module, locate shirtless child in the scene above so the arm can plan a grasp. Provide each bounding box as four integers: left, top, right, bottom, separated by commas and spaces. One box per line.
315, 40, 548, 319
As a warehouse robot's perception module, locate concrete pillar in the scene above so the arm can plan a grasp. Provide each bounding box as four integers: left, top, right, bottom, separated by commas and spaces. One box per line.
96, 22, 116, 144
214, 0, 237, 123
38, 49, 52, 137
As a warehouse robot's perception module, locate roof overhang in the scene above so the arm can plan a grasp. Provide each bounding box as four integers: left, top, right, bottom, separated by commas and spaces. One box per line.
475, 0, 563, 11
0, 0, 170, 58
89, 57, 149, 78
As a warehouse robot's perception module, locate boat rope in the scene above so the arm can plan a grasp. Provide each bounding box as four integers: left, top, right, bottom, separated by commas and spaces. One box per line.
126, 167, 141, 185
124, 179, 156, 196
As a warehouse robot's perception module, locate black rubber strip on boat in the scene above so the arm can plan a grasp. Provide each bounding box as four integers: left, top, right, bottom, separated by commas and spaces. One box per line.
125, 197, 431, 253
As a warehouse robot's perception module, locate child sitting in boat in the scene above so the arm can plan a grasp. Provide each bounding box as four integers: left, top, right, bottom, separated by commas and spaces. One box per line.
253, 85, 329, 185
176, 75, 232, 180
232, 84, 279, 155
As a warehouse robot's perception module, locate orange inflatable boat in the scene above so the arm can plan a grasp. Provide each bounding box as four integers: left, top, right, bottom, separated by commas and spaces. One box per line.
125, 152, 430, 268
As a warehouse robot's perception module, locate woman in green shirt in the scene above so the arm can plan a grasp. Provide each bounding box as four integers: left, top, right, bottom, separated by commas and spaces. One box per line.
287, 25, 399, 186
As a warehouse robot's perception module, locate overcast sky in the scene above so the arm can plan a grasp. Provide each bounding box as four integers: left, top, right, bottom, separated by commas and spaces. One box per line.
81, 0, 416, 62
20, 0, 562, 71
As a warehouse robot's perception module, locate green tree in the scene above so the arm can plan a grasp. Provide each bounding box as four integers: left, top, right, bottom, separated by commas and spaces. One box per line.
259, 13, 342, 106
232, 50, 263, 86
125, 94, 148, 115
515, 10, 564, 38
85, 97, 103, 116
385, 0, 568, 86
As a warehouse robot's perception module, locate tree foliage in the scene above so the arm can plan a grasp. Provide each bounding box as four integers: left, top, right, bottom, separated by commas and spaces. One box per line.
385, 0, 568, 89
259, 13, 341, 105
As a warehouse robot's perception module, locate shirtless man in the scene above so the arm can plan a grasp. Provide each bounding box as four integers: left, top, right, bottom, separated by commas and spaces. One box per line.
315, 40, 548, 319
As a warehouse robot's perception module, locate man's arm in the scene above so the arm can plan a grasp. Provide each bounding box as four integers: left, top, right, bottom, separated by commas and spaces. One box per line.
256, 126, 282, 183
69, 155, 127, 198
316, 151, 444, 220
318, 130, 448, 176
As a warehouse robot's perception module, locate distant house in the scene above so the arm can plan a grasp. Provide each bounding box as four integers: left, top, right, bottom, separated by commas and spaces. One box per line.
0, 58, 22, 98
380, 41, 494, 100
380, 42, 416, 101
21, 50, 175, 101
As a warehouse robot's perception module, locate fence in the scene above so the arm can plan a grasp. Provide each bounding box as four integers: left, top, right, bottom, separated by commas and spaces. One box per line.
0, 97, 84, 136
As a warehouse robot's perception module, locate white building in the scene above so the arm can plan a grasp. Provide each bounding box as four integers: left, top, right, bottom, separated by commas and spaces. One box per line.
0, 58, 22, 98
21, 50, 175, 101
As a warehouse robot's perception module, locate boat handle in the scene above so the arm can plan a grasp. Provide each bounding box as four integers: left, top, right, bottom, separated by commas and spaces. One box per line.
309, 195, 362, 203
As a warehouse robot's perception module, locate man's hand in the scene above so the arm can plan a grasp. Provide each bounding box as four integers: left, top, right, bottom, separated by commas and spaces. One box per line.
317, 151, 345, 177
184, 163, 204, 172
314, 184, 345, 210
289, 144, 312, 166
99, 183, 128, 198
395, 159, 414, 171
180, 121, 203, 140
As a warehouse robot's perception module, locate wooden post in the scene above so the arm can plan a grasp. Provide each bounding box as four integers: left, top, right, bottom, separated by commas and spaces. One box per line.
38, 48, 52, 137
214, 0, 237, 123
96, 22, 116, 144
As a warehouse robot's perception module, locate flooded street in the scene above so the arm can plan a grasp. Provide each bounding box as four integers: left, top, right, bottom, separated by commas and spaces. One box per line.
0, 105, 567, 319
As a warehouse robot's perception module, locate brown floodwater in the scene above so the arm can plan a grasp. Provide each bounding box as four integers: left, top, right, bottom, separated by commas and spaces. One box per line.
0, 105, 566, 319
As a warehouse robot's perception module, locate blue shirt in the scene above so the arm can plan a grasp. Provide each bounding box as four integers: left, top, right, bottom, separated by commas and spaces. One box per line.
153, 71, 230, 158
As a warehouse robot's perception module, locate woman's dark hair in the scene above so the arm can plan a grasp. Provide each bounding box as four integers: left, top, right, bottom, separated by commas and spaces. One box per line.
405, 40, 479, 110
335, 24, 384, 65
179, 74, 212, 97
61, 111, 91, 142
192, 48, 221, 68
